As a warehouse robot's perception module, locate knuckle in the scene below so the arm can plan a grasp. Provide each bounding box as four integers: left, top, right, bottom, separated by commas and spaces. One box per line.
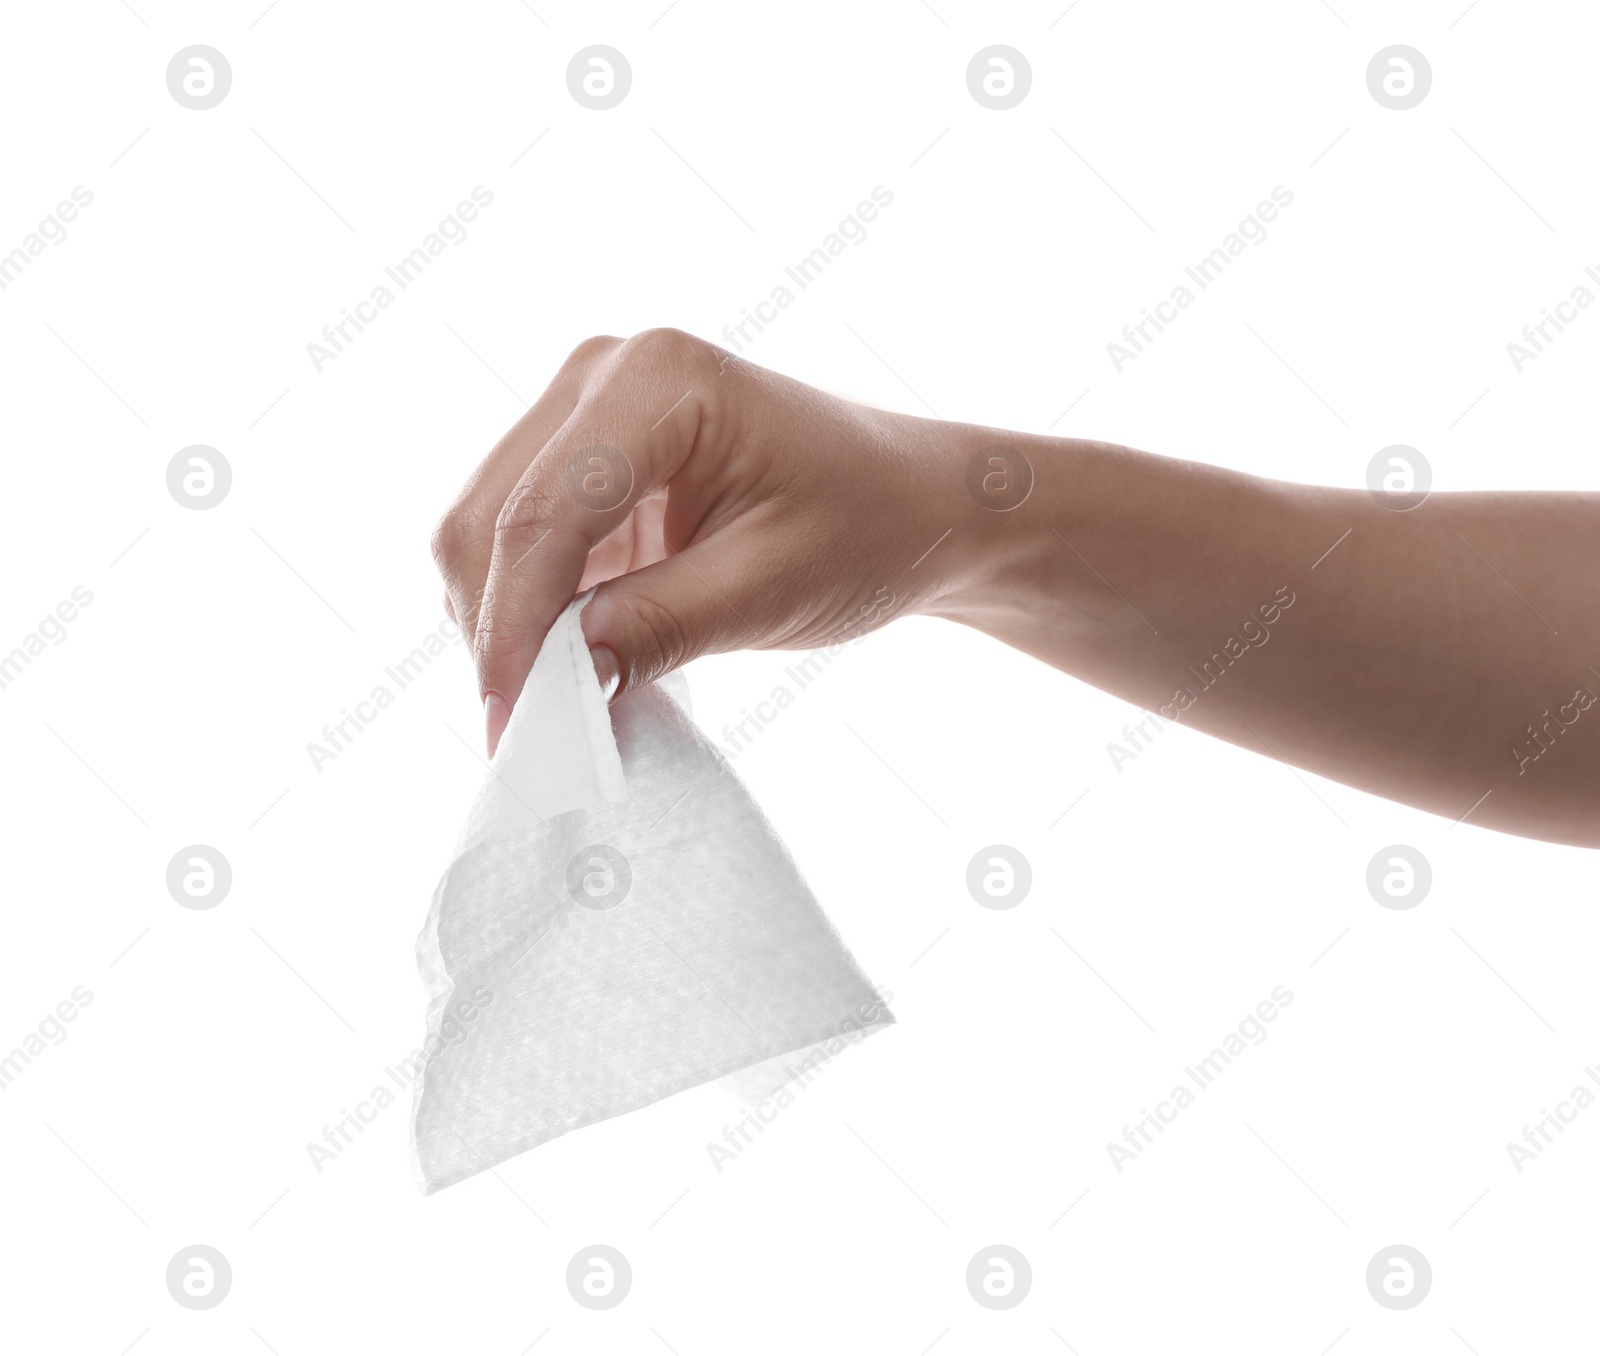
473, 607, 543, 682
472, 609, 517, 661
620, 326, 703, 370
494, 476, 564, 538
563, 333, 622, 373
618, 593, 692, 682
429, 509, 470, 571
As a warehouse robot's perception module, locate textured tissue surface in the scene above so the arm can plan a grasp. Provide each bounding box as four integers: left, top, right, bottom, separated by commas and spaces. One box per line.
411, 597, 893, 1193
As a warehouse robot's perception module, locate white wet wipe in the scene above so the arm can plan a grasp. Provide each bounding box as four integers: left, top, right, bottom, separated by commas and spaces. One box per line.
411, 596, 893, 1192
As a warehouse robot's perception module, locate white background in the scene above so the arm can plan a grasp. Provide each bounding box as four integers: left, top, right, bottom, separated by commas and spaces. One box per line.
2, 0, 1598, 1351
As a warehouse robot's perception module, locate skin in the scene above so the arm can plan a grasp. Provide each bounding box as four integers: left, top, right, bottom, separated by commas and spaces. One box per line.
432, 328, 1600, 849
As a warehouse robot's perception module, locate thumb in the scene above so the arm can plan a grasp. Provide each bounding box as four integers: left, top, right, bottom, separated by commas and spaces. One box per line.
580, 545, 762, 699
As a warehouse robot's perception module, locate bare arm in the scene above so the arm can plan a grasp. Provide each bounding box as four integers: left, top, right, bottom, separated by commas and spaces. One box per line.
933, 435, 1600, 847
431, 330, 1600, 848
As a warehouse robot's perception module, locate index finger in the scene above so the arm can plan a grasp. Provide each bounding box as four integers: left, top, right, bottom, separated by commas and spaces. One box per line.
431, 334, 620, 646
475, 329, 721, 744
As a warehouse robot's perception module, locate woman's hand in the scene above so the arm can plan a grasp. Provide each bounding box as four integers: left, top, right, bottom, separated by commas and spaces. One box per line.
430, 328, 995, 755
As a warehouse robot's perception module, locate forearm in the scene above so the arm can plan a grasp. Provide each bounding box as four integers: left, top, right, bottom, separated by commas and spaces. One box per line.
930, 433, 1600, 847
436, 328, 1599, 845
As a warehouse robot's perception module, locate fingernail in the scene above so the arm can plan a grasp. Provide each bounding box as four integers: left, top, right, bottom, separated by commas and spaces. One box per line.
484, 690, 510, 758
589, 644, 621, 703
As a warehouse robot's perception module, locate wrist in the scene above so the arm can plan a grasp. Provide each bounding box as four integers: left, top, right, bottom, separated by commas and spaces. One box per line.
922, 430, 1120, 641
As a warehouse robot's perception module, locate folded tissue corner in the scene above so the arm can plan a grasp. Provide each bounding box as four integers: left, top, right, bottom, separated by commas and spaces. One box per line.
410, 594, 893, 1192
